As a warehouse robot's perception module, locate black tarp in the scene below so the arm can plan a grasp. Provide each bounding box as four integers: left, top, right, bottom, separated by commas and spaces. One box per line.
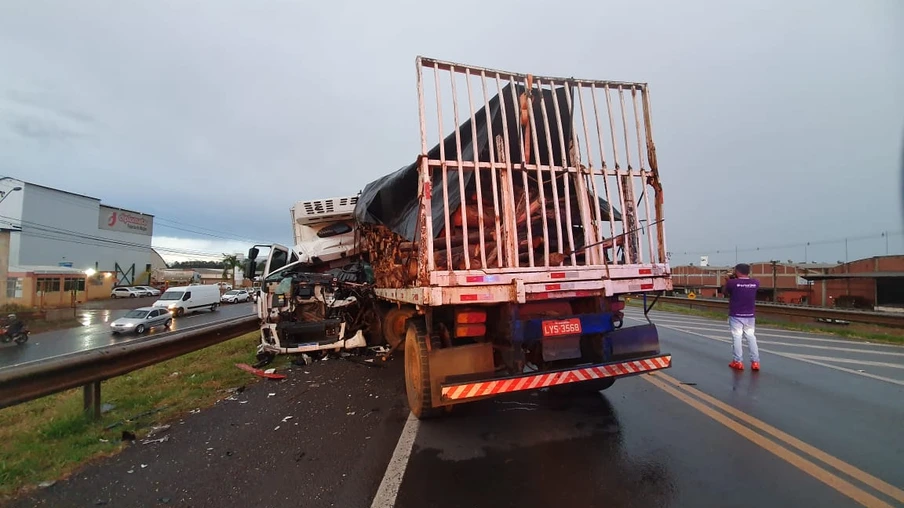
354, 83, 622, 242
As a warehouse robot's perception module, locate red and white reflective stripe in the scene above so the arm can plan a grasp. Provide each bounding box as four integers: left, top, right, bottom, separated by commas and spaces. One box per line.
460, 293, 494, 302
527, 289, 598, 301
441, 355, 672, 401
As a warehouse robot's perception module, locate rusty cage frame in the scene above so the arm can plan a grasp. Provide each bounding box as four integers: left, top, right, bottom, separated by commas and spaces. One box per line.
385, 57, 672, 305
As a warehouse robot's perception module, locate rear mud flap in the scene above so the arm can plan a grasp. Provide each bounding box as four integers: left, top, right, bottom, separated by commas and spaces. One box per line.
608, 323, 660, 360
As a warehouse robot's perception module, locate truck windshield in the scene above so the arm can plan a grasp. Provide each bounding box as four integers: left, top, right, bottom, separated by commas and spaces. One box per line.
263, 260, 306, 283
158, 291, 184, 301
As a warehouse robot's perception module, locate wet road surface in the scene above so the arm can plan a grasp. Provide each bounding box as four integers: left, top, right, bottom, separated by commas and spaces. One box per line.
9, 307, 904, 507
0, 302, 256, 370
389, 307, 904, 508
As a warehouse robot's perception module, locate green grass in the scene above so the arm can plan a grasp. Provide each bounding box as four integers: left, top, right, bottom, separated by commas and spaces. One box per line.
628, 300, 904, 345
0, 332, 290, 500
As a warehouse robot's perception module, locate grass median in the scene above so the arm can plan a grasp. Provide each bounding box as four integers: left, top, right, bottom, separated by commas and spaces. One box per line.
0, 331, 288, 500
628, 300, 904, 345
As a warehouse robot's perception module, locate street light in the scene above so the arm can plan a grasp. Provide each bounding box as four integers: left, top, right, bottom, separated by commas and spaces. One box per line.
0, 186, 22, 205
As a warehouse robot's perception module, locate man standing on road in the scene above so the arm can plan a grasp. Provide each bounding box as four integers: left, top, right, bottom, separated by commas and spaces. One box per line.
723, 263, 761, 371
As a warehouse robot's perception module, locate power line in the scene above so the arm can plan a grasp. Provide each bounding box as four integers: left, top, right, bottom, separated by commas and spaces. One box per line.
0, 215, 229, 259
673, 230, 902, 261
5, 180, 269, 244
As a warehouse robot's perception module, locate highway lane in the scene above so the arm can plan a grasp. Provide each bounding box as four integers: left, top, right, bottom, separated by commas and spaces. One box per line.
0, 302, 256, 370
387, 307, 904, 508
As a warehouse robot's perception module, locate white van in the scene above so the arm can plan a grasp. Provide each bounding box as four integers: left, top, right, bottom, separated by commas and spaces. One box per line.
153, 284, 221, 317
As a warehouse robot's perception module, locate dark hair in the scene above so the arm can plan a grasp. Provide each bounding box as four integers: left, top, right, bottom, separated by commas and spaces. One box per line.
735, 263, 750, 275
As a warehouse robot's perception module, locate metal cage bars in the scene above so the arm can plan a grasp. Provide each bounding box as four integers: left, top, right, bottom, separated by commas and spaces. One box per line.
415, 56, 667, 276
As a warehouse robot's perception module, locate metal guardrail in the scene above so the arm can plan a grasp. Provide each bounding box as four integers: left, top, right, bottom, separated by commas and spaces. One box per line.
654, 296, 904, 328
0, 315, 259, 416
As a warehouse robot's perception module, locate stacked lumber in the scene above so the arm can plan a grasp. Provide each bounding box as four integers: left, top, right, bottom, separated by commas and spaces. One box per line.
361, 185, 592, 288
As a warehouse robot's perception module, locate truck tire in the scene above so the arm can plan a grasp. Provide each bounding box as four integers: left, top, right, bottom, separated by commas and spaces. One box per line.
383, 306, 415, 348
404, 319, 443, 419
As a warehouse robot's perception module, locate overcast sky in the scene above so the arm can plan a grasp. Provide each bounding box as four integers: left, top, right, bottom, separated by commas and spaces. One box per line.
1, 0, 902, 265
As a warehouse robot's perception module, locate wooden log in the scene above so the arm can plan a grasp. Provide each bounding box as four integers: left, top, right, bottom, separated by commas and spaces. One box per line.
451, 203, 496, 228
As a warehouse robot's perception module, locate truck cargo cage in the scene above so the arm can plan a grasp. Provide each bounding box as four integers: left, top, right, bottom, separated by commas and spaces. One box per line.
353, 57, 671, 299
415, 57, 668, 277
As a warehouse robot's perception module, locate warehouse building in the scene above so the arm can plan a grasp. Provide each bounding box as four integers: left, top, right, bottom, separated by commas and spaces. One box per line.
802, 255, 904, 310
671, 256, 904, 311
0, 177, 167, 308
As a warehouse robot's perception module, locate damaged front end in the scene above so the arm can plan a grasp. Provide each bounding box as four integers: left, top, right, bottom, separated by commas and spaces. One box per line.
257, 263, 379, 358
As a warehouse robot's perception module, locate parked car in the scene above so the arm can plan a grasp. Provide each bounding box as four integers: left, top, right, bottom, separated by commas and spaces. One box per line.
110, 307, 173, 334
221, 289, 250, 304
216, 282, 233, 291
152, 284, 221, 316
111, 286, 146, 298
134, 285, 162, 296
247, 288, 260, 302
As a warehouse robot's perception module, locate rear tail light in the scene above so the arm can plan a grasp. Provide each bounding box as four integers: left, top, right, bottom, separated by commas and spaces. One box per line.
609, 299, 625, 312
454, 323, 486, 338
455, 310, 487, 324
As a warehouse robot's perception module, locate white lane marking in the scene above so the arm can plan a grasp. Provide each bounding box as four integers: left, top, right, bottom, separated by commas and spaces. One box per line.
661, 324, 904, 357
783, 354, 904, 370
626, 310, 904, 345
371, 412, 420, 508
630, 317, 904, 387
632, 320, 903, 348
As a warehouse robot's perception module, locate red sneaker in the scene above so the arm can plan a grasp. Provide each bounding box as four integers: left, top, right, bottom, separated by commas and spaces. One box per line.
751, 361, 760, 371
729, 360, 744, 371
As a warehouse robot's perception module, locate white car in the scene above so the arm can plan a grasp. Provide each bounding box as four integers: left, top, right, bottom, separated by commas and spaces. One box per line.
217, 282, 233, 291
111, 287, 145, 298
220, 289, 249, 304
134, 286, 162, 296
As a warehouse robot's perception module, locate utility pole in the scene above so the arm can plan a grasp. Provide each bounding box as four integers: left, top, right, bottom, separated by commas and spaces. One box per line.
735, 245, 738, 265
771, 260, 779, 303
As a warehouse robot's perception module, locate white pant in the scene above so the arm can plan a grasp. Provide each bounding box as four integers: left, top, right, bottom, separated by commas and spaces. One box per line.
729, 316, 760, 363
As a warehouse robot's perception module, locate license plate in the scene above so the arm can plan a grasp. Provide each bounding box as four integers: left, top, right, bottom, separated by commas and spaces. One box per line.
541, 318, 582, 337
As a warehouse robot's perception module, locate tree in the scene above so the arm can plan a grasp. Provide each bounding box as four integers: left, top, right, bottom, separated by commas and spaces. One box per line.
222, 254, 241, 283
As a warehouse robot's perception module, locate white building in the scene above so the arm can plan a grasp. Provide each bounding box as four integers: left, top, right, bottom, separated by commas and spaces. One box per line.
0, 177, 162, 286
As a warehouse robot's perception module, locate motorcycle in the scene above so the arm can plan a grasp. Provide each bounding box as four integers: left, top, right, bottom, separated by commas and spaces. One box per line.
0, 322, 29, 345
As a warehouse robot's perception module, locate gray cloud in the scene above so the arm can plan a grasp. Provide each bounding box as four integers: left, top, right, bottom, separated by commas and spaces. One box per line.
0, 0, 901, 263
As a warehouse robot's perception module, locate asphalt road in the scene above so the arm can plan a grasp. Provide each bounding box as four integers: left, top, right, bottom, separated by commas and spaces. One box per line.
9, 307, 904, 507
0, 302, 256, 370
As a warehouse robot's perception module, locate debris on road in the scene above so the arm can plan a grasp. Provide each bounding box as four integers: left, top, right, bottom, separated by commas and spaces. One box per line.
37, 481, 56, 489
235, 362, 287, 379
140, 436, 170, 445
281, 416, 294, 422
147, 425, 171, 437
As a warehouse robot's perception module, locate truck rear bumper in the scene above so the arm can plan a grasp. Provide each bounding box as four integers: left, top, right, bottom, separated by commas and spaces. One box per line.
440, 353, 672, 402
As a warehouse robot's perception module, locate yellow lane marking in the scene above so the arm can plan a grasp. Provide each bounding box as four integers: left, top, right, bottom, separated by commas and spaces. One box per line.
643, 375, 894, 508
649, 371, 904, 505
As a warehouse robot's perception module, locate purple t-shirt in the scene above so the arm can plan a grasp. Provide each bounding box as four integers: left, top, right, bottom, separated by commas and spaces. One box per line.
724, 277, 760, 318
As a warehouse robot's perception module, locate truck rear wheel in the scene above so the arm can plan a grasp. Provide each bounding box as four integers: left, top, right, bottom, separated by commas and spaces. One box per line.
404, 319, 442, 419
383, 306, 415, 348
